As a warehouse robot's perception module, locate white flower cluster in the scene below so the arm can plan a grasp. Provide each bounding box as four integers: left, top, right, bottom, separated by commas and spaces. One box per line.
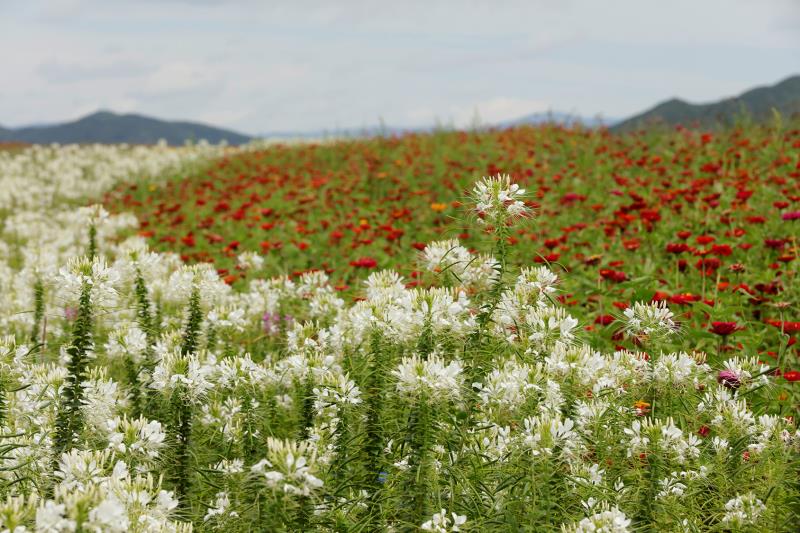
565, 502, 631, 533
0, 142, 228, 210
392, 353, 464, 400
421, 239, 500, 290
471, 174, 530, 223
251, 438, 324, 496
722, 492, 766, 526
420, 508, 467, 532
30, 450, 184, 532
622, 300, 679, 341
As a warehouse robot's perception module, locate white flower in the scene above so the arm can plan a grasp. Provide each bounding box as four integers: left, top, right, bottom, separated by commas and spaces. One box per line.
35, 501, 76, 533
213, 458, 245, 475
516, 266, 559, 302
392, 353, 463, 400
523, 306, 579, 354
87, 497, 129, 532
204, 491, 238, 522
472, 174, 530, 223
622, 301, 678, 341
81, 373, 125, 432
207, 305, 247, 332
565, 503, 631, 533
364, 270, 406, 301
623, 420, 650, 457
57, 256, 120, 309
474, 359, 536, 411
722, 493, 766, 526
236, 251, 264, 270
150, 349, 215, 401
54, 449, 110, 492
104, 324, 149, 362
421, 509, 467, 532
251, 438, 323, 497
656, 476, 687, 499
314, 373, 363, 420
652, 351, 706, 387
105, 416, 166, 462
521, 413, 578, 458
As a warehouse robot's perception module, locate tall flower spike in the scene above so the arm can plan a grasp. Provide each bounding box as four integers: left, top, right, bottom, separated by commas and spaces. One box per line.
622, 301, 678, 343
472, 174, 531, 225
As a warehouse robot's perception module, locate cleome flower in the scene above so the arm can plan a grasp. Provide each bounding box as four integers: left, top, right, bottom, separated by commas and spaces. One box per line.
563, 502, 632, 533
149, 348, 216, 401
103, 416, 166, 465
520, 413, 579, 459
622, 301, 679, 342
471, 174, 531, 224
392, 353, 464, 401
251, 437, 324, 497
420, 508, 467, 532
721, 493, 766, 527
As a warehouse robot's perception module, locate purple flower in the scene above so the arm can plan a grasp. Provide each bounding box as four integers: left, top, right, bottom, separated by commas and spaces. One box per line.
262, 312, 279, 335
717, 369, 741, 389
262, 312, 293, 335
781, 211, 800, 221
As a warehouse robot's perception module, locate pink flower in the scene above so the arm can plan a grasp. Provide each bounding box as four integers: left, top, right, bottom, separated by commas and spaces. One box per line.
781, 211, 800, 221
717, 369, 741, 389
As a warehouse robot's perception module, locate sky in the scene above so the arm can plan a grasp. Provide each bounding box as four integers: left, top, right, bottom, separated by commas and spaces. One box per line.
0, 0, 798, 134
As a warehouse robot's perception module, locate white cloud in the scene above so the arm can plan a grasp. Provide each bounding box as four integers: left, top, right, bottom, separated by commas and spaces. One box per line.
0, 0, 796, 132
139, 62, 220, 94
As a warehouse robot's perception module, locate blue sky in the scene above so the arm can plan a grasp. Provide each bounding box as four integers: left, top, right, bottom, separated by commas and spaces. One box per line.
0, 0, 798, 133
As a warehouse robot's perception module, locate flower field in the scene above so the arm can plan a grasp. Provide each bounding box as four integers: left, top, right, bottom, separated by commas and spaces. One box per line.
0, 123, 798, 531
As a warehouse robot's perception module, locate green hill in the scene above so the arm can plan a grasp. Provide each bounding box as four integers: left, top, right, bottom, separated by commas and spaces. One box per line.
612, 75, 800, 132
0, 111, 252, 146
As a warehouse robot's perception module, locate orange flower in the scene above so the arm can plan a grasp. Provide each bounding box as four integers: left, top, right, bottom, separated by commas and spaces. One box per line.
633, 400, 650, 416
430, 202, 447, 212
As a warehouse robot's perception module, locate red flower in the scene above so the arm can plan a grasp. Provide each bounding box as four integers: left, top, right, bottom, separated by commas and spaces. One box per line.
534, 253, 560, 263
767, 321, 800, 334
669, 293, 700, 305
665, 243, 689, 254
180, 233, 196, 247
783, 370, 800, 382
651, 291, 670, 302
710, 244, 732, 257
695, 257, 721, 273
709, 322, 743, 336
594, 315, 615, 326
350, 257, 378, 269
599, 269, 627, 283
764, 238, 786, 250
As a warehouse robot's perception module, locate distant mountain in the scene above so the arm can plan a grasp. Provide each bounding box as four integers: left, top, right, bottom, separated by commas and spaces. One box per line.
0, 111, 252, 145
612, 75, 800, 132
257, 113, 616, 140
502, 111, 616, 128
